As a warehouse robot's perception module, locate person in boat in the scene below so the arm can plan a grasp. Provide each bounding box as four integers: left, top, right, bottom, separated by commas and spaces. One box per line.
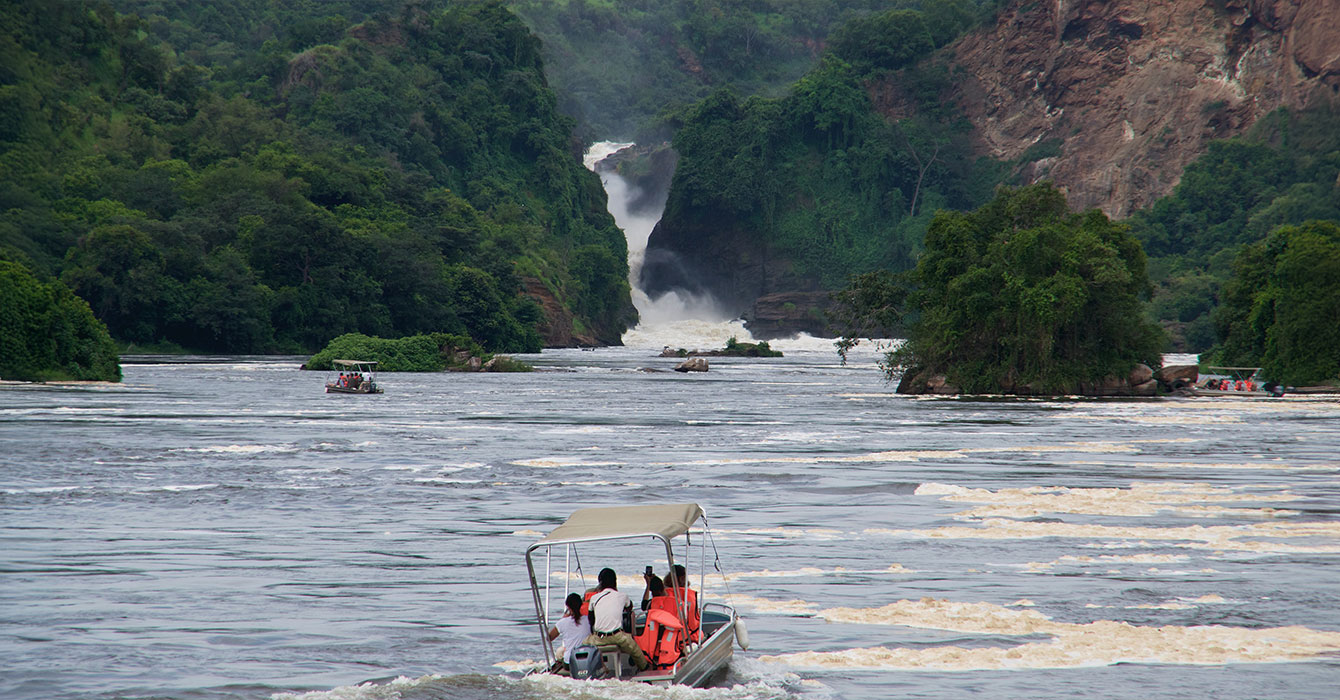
665, 565, 701, 641
640, 573, 674, 613
547, 592, 591, 672
583, 567, 649, 671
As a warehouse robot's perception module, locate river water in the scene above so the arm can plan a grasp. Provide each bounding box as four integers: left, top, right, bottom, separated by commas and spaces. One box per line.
3, 336, 1340, 700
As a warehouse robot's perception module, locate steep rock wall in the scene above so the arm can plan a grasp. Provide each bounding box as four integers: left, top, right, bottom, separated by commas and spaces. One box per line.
952, 0, 1340, 217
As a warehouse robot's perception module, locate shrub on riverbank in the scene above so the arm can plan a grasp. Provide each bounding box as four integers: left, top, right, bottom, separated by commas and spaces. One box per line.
0, 261, 121, 382
304, 333, 532, 372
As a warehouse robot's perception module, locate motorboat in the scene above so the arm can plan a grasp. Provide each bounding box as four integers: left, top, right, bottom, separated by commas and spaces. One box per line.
1190, 366, 1284, 397
523, 503, 745, 687
325, 359, 383, 394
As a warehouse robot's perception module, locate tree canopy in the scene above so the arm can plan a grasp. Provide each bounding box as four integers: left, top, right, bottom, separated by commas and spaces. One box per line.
1211, 220, 1340, 385
0, 0, 634, 354
850, 184, 1164, 393
1129, 104, 1340, 352
0, 259, 121, 382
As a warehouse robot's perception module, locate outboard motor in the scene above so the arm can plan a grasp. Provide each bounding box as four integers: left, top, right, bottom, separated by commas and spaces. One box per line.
569, 645, 604, 680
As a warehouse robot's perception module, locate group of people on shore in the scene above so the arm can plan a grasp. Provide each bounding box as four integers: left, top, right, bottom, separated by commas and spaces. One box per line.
547, 565, 699, 673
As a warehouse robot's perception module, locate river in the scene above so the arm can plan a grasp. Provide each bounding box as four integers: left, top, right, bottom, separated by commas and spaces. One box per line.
3, 338, 1340, 700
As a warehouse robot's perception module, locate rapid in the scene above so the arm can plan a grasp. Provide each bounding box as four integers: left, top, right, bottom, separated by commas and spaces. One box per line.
1, 146, 1338, 700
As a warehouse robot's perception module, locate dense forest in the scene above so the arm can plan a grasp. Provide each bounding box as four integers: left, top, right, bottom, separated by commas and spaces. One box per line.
1, 0, 634, 357
1128, 104, 1340, 354
504, 0, 991, 141
642, 1, 1003, 310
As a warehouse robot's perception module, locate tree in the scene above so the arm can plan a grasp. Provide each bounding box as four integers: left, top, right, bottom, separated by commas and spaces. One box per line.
0, 260, 120, 382
1213, 220, 1340, 385
843, 184, 1165, 393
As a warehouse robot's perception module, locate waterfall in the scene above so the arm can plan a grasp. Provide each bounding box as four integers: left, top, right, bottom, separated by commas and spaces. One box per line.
585, 141, 839, 353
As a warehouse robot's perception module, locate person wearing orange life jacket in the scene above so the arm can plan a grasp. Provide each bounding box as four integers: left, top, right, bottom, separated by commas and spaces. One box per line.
641, 573, 676, 615
665, 564, 701, 642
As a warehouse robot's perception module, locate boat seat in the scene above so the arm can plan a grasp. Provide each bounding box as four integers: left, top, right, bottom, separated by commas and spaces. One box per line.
594, 643, 633, 680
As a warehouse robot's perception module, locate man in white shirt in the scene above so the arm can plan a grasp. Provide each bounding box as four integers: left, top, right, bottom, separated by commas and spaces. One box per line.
582, 567, 650, 671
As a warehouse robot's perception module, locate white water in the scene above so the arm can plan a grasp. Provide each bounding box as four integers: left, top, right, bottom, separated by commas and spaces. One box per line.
586, 141, 804, 351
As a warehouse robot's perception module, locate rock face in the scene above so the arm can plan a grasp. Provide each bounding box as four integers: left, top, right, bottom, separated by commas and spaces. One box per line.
593, 143, 679, 218
641, 218, 816, 323
674, 357, 709, 372
743, 291, 837, 340
1155, 364, 1200, 390
950, 0, 1340, 218
523, 277, 616, 347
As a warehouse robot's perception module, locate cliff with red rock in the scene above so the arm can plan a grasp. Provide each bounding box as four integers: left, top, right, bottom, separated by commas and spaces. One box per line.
950, 0, 1340, 217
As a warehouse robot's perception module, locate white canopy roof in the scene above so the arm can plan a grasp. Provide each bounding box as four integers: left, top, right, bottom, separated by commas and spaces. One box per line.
534, 503, 704, 546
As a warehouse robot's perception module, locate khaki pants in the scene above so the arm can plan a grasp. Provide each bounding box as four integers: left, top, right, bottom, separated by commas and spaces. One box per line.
583, 630, 649, 670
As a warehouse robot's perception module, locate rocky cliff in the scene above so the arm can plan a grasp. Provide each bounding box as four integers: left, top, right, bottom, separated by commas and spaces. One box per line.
952, 0, 1340, 217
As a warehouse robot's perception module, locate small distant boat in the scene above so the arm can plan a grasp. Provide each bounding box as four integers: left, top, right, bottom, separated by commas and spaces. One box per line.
325, 359, 383, 394
523, 503, 745, 687
1190, 366, 1284, 397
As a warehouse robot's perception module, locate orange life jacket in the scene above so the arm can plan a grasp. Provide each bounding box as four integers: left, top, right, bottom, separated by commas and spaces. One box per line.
579, 589, 595, 616
668, 584, 700, 642
634, 609, 685, 668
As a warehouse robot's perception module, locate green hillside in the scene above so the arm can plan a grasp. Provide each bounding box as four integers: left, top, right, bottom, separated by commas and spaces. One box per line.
641, 2, 1001, 310
0, 0, 634, 354
505, 0, 958, 140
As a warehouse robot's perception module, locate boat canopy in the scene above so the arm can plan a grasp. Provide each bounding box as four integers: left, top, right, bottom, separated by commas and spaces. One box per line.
332, 359, 377, 367
535, 503, 704, 546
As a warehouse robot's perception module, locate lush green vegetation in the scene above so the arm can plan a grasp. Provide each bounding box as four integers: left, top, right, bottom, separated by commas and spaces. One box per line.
722, 336, 783, 357
844, 184, 1165, 393
663, 336, 783, 357
0, 0, 634, 355
505, 0, 994, 141
1208, 220, 1340, 385
306, 331, 532, 371
656, 0, 1004, 295
0, 259, 121, 381
1129, 105, 1340, 352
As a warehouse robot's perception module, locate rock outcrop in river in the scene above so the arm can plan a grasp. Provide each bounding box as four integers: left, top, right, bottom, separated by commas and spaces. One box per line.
898, 363, 1160, 396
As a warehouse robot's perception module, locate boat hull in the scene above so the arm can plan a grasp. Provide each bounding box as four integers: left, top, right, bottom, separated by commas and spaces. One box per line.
673, 616, 736, 687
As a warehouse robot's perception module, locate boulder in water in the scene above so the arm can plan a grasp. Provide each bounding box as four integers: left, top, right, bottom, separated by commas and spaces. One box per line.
1155, 364, 1199, 390
675, 357, 709, 372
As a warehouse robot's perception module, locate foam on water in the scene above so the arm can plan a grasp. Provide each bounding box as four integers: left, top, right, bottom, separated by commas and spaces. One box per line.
511, 457, 626, 468
271, 675, 445, 700
915, 481, 1301, 519
174, 444, 294, 454
1071, 459, 1338, 471
1023, 553, 1189, 571
866, 518, 1340, 553
758, 597, 1340, 671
